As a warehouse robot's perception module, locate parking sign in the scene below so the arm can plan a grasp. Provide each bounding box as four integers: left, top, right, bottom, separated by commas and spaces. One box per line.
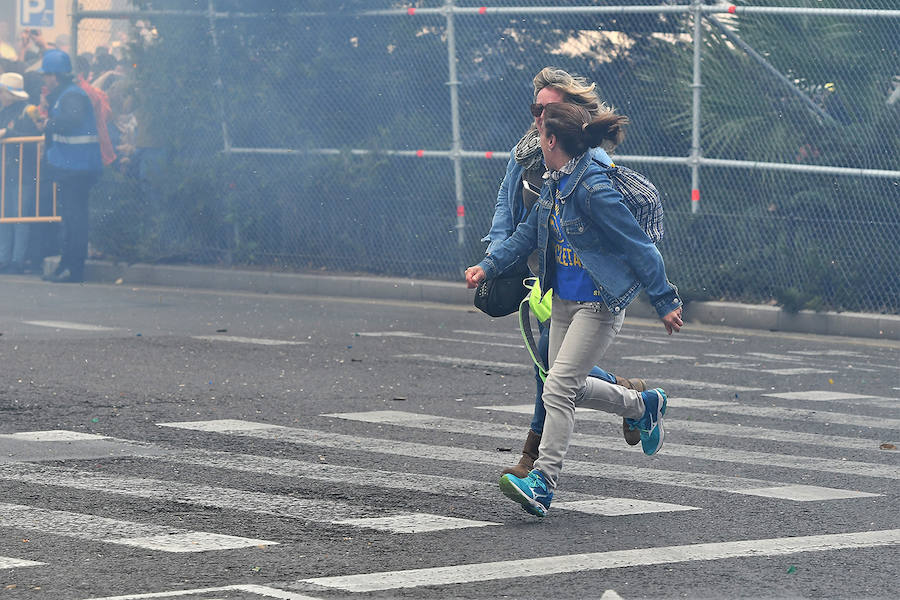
21, 0, 54, 28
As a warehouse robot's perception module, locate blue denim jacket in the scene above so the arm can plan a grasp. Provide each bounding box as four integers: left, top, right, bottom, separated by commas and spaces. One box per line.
482, 146, 611, 255
477, 150, 681, 318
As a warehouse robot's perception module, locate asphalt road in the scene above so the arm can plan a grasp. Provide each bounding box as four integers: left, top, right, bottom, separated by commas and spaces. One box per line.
0, 275, 898, 600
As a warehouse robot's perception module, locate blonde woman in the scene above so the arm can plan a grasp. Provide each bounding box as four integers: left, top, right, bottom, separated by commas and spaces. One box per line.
482, 67, 651, 480
467, 102, 683, 517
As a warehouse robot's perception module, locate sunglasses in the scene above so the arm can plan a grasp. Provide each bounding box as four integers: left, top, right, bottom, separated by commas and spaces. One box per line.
529, 103, 544, 118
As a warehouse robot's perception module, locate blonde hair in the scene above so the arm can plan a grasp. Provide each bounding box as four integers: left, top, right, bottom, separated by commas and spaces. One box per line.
532, 67, 623, 150
533, 67, 606, 118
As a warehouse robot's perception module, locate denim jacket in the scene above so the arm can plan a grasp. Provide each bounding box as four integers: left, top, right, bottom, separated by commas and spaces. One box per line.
477, 150, 681, 318
482, 146, 611, 255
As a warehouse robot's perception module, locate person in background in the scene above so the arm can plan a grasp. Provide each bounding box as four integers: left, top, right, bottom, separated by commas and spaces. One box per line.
106, 79, 137, 176
482, 67, 651, 479
466, 102, 683, 517
0, 72, 40, 274
75, 53, 115, 167
16, 27, 46, 66
36, 49, 102, 283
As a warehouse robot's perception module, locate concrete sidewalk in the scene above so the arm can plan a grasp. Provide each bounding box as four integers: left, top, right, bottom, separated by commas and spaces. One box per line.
76, 259, 900, 342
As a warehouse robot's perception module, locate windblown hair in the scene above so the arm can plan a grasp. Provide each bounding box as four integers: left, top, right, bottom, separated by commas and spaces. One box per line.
542, 102, 629, 158
533, 67, 604, 118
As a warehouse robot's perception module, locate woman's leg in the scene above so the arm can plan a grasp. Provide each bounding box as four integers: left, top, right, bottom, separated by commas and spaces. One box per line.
528, 320, 550, 434
533, 299, 623, 489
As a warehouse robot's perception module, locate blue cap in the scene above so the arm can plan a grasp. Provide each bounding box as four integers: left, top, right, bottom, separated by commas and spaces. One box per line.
38, 49, 72, 75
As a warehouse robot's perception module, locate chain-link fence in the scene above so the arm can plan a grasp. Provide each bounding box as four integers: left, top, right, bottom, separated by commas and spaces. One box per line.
69, 0, 899, 313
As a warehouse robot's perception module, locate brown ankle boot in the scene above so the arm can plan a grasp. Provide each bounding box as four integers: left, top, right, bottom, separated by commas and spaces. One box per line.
615, 375, 647, 446
501, 429, 541, 478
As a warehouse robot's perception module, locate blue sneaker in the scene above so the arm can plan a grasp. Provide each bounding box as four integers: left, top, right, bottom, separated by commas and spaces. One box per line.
499, 469, 553, 517
625, 388, 667, 456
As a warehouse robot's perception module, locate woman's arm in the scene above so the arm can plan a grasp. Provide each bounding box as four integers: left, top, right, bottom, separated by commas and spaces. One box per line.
482, 149, 520, 255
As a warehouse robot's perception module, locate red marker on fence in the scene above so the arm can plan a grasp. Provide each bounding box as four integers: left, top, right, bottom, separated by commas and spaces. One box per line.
691, 189, 700, 203
416, 149, 425, 157
484, 151, 493, 159
479, 7, 487, 14
457, 205, 465, 217
407, 7, 416, 15
728, 5, 736, 13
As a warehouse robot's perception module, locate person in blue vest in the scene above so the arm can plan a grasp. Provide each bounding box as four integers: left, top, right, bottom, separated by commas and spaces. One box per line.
38, 49, 103, 283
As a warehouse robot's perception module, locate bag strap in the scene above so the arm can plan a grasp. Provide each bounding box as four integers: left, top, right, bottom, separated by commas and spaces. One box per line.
518, 277, 549, 382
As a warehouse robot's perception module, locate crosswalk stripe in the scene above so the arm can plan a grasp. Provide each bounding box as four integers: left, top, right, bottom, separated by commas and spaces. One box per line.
157, 420, 876, 501
357, 331, 522, 349
0, 502, 276, 552
478, 404, 894, 452
762, 390, 896, 409
82, 584, 321, 599
764, 391, 880, 401
394, 353, 527, 371
327, 410, 900, 481
654, 378, 763, 392
551, 498, 698, 516
191, 335, 307, 346
0, 555, 45, 569
0, 462, 496, 534
674, 398, 900, 431
0, 430, 110, 441
299, 528, 900, 592
155, 449, 697, 517
623, 354, 694, 364
22, 320, 117, 331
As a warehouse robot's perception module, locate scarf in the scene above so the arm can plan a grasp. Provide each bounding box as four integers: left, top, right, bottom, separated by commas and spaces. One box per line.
542, 153, 581, 182
513, 128, 543, 170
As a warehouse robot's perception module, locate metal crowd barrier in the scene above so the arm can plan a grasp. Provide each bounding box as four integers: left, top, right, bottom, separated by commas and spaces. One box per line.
0, 136, 59, 223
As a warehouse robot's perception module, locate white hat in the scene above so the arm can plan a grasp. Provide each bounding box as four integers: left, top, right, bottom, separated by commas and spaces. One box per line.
0, 72, 28, 100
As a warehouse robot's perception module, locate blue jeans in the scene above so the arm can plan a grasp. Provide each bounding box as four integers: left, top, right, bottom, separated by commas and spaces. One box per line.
529, 316, 618, 435
0, 180, 35, 266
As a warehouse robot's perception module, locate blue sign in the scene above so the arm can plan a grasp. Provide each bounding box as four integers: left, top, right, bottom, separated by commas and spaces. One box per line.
20, 0, 54, 28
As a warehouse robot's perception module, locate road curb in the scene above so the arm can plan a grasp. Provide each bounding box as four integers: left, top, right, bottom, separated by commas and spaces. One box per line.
76, 259, 900, 342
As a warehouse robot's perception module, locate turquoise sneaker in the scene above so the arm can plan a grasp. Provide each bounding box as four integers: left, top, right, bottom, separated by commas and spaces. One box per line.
625, 388, 668, 456
499, 469, 553, 517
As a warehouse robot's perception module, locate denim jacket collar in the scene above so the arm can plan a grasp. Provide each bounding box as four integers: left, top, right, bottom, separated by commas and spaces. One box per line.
555, 150, 596, 201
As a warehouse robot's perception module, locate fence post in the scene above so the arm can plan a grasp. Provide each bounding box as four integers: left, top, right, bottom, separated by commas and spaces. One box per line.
70, 0, 79, 59
207, 0, 238, 265
444, 0, 466, 263
690, 0, 703, 213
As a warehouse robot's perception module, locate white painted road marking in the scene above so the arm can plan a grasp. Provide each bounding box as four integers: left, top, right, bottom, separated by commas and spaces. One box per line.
674, 398, 900, 431
153, 448, 695, 516
480, 404, 895, 452
158, 420, 876, 501
622, 354, 694, 364
0, 430, 110, 442
191, 335, 307, 346
0, 502, 275, 552
357, 331, 522, 348
299, 529, 900, 592
655, 378, 763, 392
763, 390, 894, 407
332, 514, 495, 533
81, 584, 322, 599
23, 320, 117, 331
394, 353, 527, 370
552, 498, 699, 516
0, 461, 496, 534
330, 410, 900, 481
0, 555, 45, 569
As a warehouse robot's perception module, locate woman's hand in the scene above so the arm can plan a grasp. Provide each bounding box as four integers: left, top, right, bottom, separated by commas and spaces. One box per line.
661, 307, 683, 335
465, 266, 486, 289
